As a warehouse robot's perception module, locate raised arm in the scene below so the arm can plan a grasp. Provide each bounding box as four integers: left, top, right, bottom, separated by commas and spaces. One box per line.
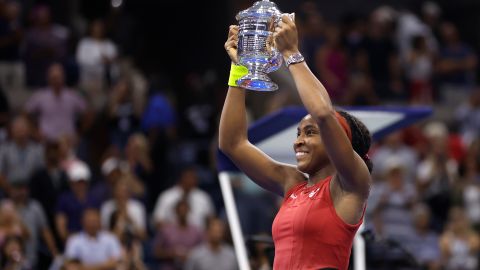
218, 25, 304, 196
274, 15, 370, 197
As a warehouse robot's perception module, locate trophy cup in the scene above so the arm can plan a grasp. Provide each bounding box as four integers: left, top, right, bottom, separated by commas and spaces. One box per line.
235, 0, 285, 91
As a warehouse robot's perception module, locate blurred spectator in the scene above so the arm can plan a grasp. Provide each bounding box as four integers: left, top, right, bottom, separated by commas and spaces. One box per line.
8, 182, 58, 267
343, 72, 378, 105
55, 160, 98, 243
246, 234, 274, 270
439, 207, 480, 270
125, 133, 152, 185
101, 179, 146, 240
0, 89, 9, 142
0, 115, 44, 189
405, 35, 434, 104
91, 156, 144, 205
184, 217, 237, 270
297, 2, 325, 74
107, 79, 140, 151
314, 23, 348, 102
177, 73, 217, 166
455, 89, 480, 147
421, 1, 442, 40
361, 9, 404, 101
59, 258, 81, 270
405, 203, 441, 270
417, 121, 457, 231
141, 83, 177, 204
153, 198, 203, 270
109, 209, 147, 270
152, 166, 214, 230
436, 22, 477, 106
64, 208, 122, 269
24, 63, 87, 141
369, 158, 417, 245
395, 9, 438, 64
0, 235, 30, 270
22, 5, 68, 88
0, 200, 30, 246
76, 19, 118, 110
0, 0, 24, 94
371, 131, 418, 181
30, 141, 69, 235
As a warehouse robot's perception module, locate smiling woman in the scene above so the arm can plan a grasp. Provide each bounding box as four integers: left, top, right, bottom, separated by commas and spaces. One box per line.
219, 15, 373, 270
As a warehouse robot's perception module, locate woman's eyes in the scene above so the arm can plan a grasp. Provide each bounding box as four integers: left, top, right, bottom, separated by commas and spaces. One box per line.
297, 129, 315, 137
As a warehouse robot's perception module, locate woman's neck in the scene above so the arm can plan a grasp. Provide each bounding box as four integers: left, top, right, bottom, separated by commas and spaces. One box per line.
307, 164, 336, 187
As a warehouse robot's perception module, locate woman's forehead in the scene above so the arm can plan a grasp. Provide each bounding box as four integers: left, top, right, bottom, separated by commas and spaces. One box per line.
298, 115, 317, 128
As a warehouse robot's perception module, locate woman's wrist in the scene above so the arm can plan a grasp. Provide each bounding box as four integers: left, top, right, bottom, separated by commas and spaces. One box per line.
228, 63, 248, 87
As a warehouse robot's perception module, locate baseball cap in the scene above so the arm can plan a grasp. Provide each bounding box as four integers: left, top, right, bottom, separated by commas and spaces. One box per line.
67, 160, 91, 182
101, 157, 121, 176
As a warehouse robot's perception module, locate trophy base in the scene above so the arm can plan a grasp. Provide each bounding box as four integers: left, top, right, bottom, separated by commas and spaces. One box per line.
237, 72, 278, 92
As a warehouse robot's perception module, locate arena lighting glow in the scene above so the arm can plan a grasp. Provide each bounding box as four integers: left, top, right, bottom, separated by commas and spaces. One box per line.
111, 0, 123, 8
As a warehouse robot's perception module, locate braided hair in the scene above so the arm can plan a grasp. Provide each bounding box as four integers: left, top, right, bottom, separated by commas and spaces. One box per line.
337, 110, 373, 173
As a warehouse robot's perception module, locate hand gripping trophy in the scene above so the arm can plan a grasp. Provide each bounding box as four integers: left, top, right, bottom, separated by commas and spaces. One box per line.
235, 0, 292, 91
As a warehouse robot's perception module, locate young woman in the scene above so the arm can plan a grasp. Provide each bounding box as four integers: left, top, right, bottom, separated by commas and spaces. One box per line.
219, 15, 372, 270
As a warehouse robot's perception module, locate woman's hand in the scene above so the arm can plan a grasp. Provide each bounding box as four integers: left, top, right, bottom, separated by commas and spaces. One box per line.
273, 14, 299, 58
225, 25, 239, 64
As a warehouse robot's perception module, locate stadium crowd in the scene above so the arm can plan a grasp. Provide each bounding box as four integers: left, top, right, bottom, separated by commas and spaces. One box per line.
0, 0, 479, 269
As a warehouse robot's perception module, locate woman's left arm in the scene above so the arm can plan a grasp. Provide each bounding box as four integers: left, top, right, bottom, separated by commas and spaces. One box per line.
274, 15, 370, 196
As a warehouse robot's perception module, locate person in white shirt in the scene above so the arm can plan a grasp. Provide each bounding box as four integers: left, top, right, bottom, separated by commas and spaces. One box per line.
152, 166, 214, 230
76, 19, 118, 110
100, 178, 146, 240
64, 208, 122, 269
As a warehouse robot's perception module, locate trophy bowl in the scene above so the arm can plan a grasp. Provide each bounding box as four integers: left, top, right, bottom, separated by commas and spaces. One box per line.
236, 0, 284, 91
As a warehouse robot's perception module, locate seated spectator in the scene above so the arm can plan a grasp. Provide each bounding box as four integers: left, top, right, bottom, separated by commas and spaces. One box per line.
0, 200, 30, 244
455, 89, 480, 147
0, 115, 44, 189
152, 166, 214, 230
153, 198, 203, 270
369, 157, 417, 244
124, 133, 153, 184
8, 182, 58, 268
64, 208, 122, 269
76, 19, 118, 110
184, 217, 237, 270
417, 121, 457, 231
405, 203, 441, 270
24, 63, 87, 141
0, 235, 30, 270
371, 131, 418, 181
30, 141, 69, 235
55, 160, 98, 243
91, 156, 144, 205
101, 179, 146, 240
440, 207, 480, 270
109, 209, 147, 270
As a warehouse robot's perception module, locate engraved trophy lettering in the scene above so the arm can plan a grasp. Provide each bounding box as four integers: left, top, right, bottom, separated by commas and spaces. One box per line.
235, 0, 286, 91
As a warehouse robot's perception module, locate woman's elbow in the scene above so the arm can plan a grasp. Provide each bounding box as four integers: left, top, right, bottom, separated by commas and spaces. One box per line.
310, 107, 335, 121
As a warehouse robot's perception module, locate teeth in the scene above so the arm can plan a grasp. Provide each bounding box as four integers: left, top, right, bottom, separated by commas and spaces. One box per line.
296, 152, 307, 157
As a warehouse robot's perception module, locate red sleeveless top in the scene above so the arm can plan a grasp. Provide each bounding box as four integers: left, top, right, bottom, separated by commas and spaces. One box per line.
271, 176, 363, 270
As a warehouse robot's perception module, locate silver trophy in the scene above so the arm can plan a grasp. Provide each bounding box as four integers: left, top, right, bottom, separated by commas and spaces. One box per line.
235, 0, 286, 91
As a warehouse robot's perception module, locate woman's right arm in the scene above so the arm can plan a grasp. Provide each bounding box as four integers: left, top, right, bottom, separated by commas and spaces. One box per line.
219, 26, 303, 196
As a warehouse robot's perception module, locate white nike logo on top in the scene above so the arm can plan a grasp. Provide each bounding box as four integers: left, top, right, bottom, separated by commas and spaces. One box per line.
309, 188, 320, 198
